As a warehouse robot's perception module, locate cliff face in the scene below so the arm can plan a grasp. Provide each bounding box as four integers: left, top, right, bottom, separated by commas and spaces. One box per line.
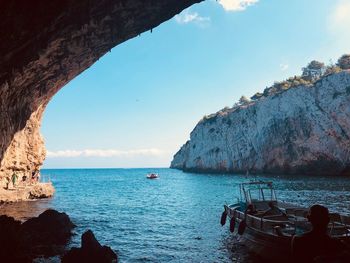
171, 71, 350, 175
0, 0, 202, 185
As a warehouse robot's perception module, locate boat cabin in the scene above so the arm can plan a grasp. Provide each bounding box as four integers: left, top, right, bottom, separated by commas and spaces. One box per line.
240, 181, 278, 212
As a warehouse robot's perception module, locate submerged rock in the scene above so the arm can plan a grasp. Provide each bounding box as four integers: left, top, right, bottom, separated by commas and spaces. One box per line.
171, 71, 350, 175
62, 230, 118, 263
0, 209, 74, 262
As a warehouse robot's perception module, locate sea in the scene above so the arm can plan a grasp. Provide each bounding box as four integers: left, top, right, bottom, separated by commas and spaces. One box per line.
1, 168, 350, 262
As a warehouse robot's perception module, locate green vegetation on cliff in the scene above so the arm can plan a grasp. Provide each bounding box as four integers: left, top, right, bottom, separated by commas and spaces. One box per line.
201, 54, 350, 123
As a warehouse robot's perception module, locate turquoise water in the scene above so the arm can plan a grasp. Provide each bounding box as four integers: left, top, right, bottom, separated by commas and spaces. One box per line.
2, 168, 350, 262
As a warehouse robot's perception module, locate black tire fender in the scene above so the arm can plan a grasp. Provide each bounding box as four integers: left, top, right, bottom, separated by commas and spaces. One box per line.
220, 211, 227, 226
238, 219, 246, 235
229, 216, 236, 233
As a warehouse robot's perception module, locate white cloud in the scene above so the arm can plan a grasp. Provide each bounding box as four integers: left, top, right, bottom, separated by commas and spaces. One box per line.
175, 10, 210, 25
218, 0, 259, 12
280, 63, 289, 71
47, 148, 166, 158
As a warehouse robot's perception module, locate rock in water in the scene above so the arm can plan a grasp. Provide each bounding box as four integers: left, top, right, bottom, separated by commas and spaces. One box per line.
171, 71, 350, 175
21, 209, 75, 247
62, 230, 118, 263
29, 183, 55, 199
0, 209, 75, 262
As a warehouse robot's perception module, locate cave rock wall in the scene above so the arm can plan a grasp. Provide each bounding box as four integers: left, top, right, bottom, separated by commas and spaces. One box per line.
0, 0, 202, 185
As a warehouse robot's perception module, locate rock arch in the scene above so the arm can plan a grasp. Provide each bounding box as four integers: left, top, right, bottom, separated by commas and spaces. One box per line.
0, 0, 202, 181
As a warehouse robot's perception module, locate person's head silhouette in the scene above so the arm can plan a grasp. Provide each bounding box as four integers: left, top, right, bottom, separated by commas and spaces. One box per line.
307, 204, 330, 232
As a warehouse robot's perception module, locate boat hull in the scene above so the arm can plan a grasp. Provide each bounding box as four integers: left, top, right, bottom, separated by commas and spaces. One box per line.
225, 205, 291, 262
223, 182, 350, 262
146, 173, 158, 179
241, 224, 291, 262
224, 204, 350, 263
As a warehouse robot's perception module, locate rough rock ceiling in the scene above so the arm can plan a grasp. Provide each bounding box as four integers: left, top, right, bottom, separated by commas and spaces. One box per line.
0, 0, 203, 179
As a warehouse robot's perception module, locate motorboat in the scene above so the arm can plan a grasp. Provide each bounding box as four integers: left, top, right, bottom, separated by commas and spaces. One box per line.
146, 173, 159, 179
221, 181, 350, 262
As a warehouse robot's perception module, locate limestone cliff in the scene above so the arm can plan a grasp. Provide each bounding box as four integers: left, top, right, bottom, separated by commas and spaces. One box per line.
171, 71, 350, 175
0, 0, 202, 186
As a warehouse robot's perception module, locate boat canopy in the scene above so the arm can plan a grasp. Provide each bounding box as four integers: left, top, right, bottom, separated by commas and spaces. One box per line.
240, 181, 277, 204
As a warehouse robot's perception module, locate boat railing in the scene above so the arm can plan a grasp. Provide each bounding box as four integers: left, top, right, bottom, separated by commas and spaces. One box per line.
240, 181, 273, 186
245, 212, 350, 237
293, 209, 308, 218
341, 215, 350, 225
250, 200, 274, 211
230, 207, 350, 238
340, 214, 350, 236
329, 213, 350, 236
240, 181, 277, 204
246, 214, 293, 232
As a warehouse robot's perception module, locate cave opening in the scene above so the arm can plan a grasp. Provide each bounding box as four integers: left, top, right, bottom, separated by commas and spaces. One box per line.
2, 2, 350, 263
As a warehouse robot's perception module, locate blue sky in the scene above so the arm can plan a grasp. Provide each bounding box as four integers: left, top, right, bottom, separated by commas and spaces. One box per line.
42, 0, 350, 168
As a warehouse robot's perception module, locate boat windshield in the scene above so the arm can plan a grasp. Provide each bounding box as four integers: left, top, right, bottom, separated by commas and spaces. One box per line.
240, 181, 277, 204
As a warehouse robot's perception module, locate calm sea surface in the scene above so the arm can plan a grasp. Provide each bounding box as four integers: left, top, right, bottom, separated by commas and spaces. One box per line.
1, 168, 350, 262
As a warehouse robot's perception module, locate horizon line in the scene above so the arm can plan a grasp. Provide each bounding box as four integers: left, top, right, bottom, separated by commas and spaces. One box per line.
41, 166, 170, 170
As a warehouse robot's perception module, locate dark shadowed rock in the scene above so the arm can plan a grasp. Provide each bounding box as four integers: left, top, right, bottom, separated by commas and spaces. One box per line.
0, 209, 74, 262
20, 209, 75, 257
0, 215, 22, 261
21, 209, 75, 244
62, 230, 118, 263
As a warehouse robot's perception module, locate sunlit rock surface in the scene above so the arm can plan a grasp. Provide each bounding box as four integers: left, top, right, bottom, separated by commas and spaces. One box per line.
0, 182, 54, 202
0, 1, 202, 183
171, 71, 350, 175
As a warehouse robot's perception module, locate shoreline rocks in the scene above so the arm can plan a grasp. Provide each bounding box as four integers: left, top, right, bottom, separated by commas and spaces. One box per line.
62, 230, 118, 263
0, 209, 74, 262
0, 209, 118, 263
0, 182, 55, 202
21, 209, 76, 256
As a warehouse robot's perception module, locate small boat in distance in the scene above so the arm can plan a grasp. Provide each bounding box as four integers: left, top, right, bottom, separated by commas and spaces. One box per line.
221, 181, 350, 262
146, 173, 159, 179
